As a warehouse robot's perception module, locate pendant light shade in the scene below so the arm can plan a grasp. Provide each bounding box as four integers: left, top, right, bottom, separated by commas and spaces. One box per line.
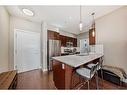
92, 29, 95, 37
92, 13, 95, 37
79, 6, 83, 32
79, 22, 83, 31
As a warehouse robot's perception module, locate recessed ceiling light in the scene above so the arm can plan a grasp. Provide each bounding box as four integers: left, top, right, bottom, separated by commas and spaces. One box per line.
22, 8, 34, 16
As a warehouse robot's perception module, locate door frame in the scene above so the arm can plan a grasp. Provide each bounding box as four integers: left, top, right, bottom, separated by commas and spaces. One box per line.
14, 29, 42, 72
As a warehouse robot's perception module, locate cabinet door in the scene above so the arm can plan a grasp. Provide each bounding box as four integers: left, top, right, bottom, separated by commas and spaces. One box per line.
70, 37, 73, 42
60, 35, 66, 47
73, 38, 77, 47
89, 28, 96, 45
53, 60, 65, 89
54, 32, 59, 40
48, 30, 60, 40
66, 36, 69, 42
60, 35, 77, 47
63, 36, 67, 47
48, 30, 54, 40
59, 35, 63, 46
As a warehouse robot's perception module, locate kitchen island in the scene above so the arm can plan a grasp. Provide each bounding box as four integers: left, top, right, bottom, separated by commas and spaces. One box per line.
52, 53, 104, 89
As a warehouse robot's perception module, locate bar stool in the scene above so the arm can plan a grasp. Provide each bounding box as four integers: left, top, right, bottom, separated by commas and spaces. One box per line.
87, 57, 103, 76
86, 57, 104, 89
75, 62, 99, 89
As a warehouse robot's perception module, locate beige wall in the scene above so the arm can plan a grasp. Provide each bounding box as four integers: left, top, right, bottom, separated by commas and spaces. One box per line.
9, 17, 41, 70
0, 6, 10, 73
96, 6, 127, 73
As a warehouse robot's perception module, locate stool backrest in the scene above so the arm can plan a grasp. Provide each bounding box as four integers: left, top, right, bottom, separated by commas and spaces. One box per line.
98, 57, 103, 69
90, 62, 99, 78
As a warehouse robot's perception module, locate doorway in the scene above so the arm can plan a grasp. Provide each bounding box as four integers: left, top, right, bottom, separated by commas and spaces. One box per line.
14, 29, 41, 73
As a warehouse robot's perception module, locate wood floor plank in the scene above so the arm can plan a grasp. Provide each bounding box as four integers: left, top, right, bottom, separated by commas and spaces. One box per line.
16, 69, 126, 89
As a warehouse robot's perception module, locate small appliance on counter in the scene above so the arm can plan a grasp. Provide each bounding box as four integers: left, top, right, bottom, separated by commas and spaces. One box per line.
61, 47, 79, 56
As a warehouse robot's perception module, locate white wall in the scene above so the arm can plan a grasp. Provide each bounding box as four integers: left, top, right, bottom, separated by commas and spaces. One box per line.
77, 32, 89, 47
41, 22, 48, 71
47, 24, 59, 32
9, 17, 41, 70
96, 6, 127, 73
0, 6, 10, 73
9, 17, 61, 71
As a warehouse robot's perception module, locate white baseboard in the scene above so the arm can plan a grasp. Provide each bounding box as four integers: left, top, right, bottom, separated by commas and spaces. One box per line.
0, 67, 8, 73
42, 68, 48, 72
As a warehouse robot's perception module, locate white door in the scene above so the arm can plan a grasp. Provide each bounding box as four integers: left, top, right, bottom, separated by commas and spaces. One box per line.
14, 29, 41, 73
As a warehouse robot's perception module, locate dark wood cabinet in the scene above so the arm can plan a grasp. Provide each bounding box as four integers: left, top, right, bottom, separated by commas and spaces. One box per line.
66, 36, 69, 42
53, 60, 86, 89
60, 35, 66, 46
89, 28, 96, 45
54, 32, 60, 40
53, 60, 65, 89
48, 30, 60, 40
73, 38, 77, 47
53, 58, 101, 89
60, 35, 77, 47
48, 31, 77, 47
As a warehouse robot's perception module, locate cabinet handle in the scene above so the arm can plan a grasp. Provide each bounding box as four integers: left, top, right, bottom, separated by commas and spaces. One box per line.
62, 64, 65, 69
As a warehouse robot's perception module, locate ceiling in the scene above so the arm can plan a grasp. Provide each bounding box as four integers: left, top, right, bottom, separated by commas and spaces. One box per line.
6, 6, 122, 34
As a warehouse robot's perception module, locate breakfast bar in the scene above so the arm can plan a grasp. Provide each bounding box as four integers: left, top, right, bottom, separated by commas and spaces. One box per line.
52, 53, 104, 89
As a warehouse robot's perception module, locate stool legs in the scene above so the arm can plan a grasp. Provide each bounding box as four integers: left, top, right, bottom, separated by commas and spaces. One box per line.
100, 68, 103, 89
96, 72, 99, 89
87, 81, 90, 89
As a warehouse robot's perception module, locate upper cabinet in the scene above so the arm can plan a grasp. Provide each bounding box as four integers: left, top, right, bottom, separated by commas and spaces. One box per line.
48, 30, 60, 40
60, 35, 77, 47
59, 35, 66, 46
89, 28, 96, 45
48, 30, 77, 47
73, 38, 77, 47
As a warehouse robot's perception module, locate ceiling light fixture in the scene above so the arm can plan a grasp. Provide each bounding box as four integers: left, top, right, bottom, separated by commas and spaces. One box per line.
79, 5, 83, 32
22, 8, 34, 16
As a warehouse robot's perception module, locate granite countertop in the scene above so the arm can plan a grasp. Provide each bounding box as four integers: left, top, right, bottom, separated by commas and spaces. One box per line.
52, 53, 104, 68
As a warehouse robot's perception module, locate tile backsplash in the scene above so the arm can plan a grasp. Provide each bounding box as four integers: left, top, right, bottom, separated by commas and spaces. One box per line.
89, 44, 104, 54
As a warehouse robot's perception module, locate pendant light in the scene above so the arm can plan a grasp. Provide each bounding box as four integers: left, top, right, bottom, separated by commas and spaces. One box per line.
79, 5, 83, 32
92, 13, 95, 37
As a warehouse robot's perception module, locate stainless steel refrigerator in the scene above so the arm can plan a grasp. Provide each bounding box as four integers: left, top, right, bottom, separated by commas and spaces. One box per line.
47, 40, 61, 71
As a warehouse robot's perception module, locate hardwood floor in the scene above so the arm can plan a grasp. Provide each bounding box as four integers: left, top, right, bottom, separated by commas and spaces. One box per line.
16, 69, 126, 89
17, 69, 56, 89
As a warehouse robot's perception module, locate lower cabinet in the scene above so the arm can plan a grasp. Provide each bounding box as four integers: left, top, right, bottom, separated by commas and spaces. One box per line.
53, 60, 81, 89
53, 60, 65, 89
